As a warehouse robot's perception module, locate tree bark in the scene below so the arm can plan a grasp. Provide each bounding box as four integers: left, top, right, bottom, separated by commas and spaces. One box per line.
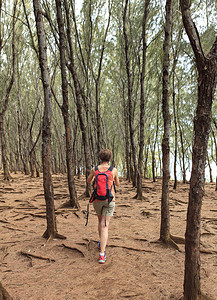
0, 0, 16, 180
0, 281, 13, 300
211, 125, 217, 191
33, 0, 58, 239
64, 0, 92, 197
136, 0, 150, 199
160, 0, 173, 243
180, 0, 217, 298
152, 101, 160, 182
55, 0, 79, 209
94, 3, 111, 158
172, 72, 178, 189
123, 0, 137, 187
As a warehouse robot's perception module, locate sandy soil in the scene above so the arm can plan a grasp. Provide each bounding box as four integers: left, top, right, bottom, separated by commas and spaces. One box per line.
0, 173, 217, 300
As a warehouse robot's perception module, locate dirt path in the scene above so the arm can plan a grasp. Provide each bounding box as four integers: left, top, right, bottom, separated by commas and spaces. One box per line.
0, 173, 217, 299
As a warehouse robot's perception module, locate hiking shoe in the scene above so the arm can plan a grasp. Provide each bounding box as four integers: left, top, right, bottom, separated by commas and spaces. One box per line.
98, 253, 106, 264
98, 241, 101, 251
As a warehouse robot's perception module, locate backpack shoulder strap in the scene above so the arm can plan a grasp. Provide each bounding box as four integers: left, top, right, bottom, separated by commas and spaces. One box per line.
95, 166, 98, 171
108, 166, 114, 171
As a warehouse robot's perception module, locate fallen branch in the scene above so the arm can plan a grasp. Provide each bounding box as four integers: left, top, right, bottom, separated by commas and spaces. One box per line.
20, 251, 55, 262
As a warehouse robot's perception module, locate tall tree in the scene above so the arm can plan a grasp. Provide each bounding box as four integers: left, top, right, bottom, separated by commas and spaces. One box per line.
123, 0, 137, 187
136, 0, 150, 199
55, 0, 80, 209
180, 0, 217, 299
160, 0, 173, 244
33, 0, 63, 239
0, 0, 17, 180
63, 0, 92, 197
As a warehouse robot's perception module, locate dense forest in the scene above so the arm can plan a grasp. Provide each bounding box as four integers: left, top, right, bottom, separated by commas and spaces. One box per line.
0, 0, 217, 299
1, 0, 216, 183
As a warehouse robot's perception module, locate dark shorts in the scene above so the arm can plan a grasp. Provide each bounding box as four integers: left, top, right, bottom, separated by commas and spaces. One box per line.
93, 201, 115, 216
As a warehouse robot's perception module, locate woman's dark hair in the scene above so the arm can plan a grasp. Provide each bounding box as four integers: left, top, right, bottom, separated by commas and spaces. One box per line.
99, 149, 112, 162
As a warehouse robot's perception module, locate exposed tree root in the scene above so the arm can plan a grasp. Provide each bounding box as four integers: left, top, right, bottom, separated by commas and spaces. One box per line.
42, 230, 66, 241
170, 234, 185, 244
133, 194, 146, 200
200, 292, 214, 300
155, 236, 181, 252
20, 251, 55, 262
200, 249, 217, 255
57, 200, 80, 210
2, 225, 24, 232
168, 237, 180, 251
56, 202, 79, 210
78, 192, 89, 201
108, 244, 155, 253
0, 247, 8, 264
83, 238, 154, 253
3, 174, 13, 181
0, 281, 13, 300
180, 292, 215, 300
60, 244, 85, 257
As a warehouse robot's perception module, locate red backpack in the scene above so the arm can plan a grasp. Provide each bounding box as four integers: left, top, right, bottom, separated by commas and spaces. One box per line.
85, 166, 116, 226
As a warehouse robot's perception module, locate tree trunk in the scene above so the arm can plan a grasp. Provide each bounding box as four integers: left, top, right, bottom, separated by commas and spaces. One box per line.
64, 0, 92, 197
17, 108, 29, 175
160, 0, 173, 243
207, 155, 212, 183
152, 101, 160, 182
179, 123, 186, 183
55, 0, 79, 209
0, 282, 13, 300
180, 0, 217, 298
33, 0, 58, 239
0, 0, 16, 181
7, 119, 15, 172
172, 72, 178, 189
211, 127, 217, 191
136, 0, 150, 199
123, 0, 137, 187
0, 117, 11, 180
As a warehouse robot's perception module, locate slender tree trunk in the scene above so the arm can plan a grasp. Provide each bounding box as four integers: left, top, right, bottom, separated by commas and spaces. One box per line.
64, 0, 92, 197
33, 0, 59, 239
136, 0, 150, 199
160, 0, 173, 243
0, 118, 11, 180
152, 101, 160, 182
55, 0, 79, 209
17, 108, 29, 175
207, 155, 212, 183
0, 281, 12, 300
179, 123, 186, 183
7, 119, 15, 172
122, 80, 130, 181
180, 1, 217, 298
0, 0, 16, 180
94, 4, 111, 158
172, 72, 178, 189
211, 127, 217, 191
144, 145, 149, 179
123, 0, 137, 187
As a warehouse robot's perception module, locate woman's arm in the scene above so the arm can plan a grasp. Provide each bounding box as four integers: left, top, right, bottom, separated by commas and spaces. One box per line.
114, 168, 120, 186
87, 167, 95, 184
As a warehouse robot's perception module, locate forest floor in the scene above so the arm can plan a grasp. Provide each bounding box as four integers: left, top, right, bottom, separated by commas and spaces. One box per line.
0, 173, 217, 300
